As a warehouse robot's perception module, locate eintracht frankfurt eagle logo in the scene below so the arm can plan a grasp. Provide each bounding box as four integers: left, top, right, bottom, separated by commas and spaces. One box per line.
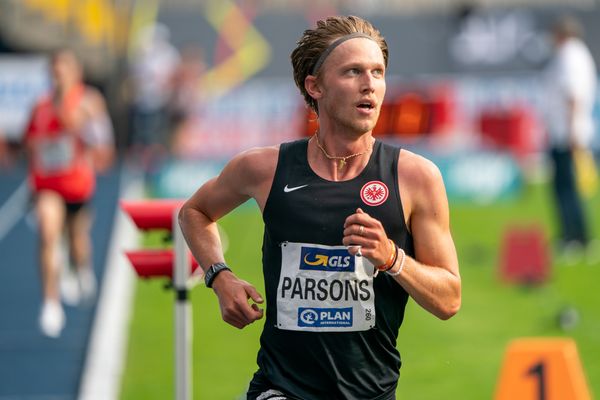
360, 181, 389, 206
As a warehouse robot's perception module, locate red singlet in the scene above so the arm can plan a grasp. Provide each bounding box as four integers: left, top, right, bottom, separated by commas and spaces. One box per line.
24, 85, 95, 203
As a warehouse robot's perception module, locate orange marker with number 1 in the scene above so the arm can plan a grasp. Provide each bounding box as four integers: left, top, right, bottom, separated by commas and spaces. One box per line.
495, 338, 591, 400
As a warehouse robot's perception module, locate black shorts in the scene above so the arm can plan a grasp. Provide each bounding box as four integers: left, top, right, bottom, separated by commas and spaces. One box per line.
247, 371, 298, 400
64, 200, 88, 216
30, 193, 90, 216
247, 371, 397, 400
248, 389, 291, 400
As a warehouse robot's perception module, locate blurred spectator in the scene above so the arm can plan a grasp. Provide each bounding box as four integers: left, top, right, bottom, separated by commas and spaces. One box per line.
168, 45, 206, 128
128, 23, 180, 164
168, 45, 207, 159
542, 15, 597, 258
23, 48, 115, 337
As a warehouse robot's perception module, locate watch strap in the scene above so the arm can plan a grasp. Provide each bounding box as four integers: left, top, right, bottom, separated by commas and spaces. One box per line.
204, 262, 231, 288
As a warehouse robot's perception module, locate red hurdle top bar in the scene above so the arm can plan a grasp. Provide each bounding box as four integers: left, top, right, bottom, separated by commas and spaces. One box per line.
120, 199, 185, 230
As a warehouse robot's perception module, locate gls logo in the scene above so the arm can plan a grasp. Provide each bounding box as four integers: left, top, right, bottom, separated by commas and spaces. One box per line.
300, 247, 354, 272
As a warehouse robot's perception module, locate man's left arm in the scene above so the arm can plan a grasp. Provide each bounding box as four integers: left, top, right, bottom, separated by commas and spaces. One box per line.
393, 154, 461, 320
343, 152, 460, 320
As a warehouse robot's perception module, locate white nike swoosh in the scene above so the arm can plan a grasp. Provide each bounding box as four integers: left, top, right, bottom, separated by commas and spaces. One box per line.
283, 184, 309, 193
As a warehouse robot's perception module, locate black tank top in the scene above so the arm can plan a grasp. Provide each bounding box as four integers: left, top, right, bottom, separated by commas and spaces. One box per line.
249, 138, 413, 400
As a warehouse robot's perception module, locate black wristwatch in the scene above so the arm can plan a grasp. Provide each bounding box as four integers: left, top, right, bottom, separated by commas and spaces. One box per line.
204, 262, 231, 288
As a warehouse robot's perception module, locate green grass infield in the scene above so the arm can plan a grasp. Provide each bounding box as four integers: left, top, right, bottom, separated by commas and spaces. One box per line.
120, 183, 599, 399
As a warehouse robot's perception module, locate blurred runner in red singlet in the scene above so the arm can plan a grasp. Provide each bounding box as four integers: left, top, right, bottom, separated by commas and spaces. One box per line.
24, 48, 114, 338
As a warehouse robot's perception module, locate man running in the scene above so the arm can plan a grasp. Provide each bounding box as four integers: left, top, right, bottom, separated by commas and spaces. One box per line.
180, 15, 460, 399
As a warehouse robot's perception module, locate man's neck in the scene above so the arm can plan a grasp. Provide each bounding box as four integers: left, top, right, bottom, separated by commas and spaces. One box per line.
308, 130, 375, 182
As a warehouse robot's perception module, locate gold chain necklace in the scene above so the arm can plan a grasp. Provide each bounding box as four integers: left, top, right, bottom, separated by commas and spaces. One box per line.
313, 133, 373, 170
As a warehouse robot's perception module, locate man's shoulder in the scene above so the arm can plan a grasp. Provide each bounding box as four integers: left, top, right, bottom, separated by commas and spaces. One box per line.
230, 145, 280, 179
230, 138, 309, 180
223, 145, 280, 200
398, 149, 448, 216
398, 148, 438, 170
238, 144, 280, 162
398, 148, 443, 186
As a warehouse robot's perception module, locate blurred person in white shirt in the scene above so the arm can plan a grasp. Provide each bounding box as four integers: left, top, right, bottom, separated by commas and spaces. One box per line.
129, 23, 180, 163
543, 14, 597, 257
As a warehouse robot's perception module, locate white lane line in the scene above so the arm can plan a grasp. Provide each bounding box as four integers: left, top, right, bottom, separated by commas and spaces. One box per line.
0, 181, 29, 242
78, 169, 144, 400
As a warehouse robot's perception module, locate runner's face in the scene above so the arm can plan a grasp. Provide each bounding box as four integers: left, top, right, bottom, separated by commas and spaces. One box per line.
317, 38, 386, 135
51, 52, 81, 90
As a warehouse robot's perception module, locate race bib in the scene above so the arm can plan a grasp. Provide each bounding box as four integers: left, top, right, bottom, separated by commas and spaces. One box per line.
35, 134, 75, 174
276, 242, 376, 332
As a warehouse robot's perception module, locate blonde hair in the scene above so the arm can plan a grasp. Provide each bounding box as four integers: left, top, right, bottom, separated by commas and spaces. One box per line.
291, 15, 388, 113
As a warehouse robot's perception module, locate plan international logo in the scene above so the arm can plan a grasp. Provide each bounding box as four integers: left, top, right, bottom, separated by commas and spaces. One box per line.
298, 307, 353, 328
299, 247, 354, 272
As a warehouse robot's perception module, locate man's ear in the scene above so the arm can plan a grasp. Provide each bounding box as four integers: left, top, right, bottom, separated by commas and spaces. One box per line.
305, 75, 322, 101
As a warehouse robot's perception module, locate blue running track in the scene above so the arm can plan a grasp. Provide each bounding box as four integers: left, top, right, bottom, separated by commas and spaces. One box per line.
0, 165, 122, 400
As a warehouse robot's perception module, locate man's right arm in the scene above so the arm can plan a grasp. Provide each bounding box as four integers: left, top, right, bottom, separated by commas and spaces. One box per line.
178, 146, 278, 329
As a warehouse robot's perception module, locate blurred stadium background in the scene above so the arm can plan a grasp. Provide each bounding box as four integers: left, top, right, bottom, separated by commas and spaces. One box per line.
0, 0, 599, 399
